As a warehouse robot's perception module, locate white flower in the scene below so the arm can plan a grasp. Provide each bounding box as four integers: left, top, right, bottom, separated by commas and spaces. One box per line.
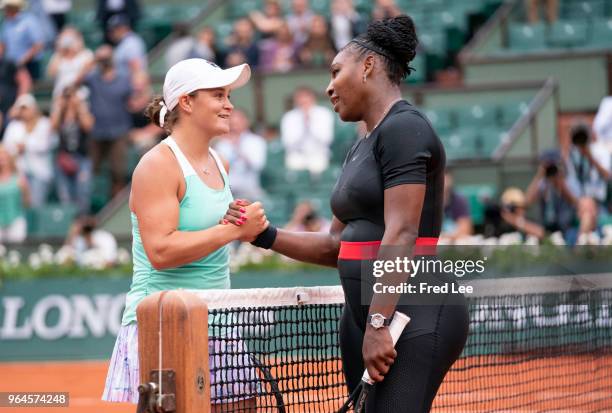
498, 232, 523, 246
38, 244, 54, 264
7, 250, 21, 267
80, 249, 106, 270
28, 253, 42, 269
54, 245, 76, 265
117, 248, 131, 265
0, 244, 7, 258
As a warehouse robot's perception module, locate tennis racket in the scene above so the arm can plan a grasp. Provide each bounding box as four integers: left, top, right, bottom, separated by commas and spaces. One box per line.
336, 311, 411, 413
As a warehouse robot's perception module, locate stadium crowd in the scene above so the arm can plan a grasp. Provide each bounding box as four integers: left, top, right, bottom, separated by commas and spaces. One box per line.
0, 0, 611, 267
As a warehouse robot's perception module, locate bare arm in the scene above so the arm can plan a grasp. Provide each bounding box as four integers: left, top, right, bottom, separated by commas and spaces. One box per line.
75, 100, 95, 132
131, 147, 267, 270
525, 167, 544, 206
223, 199, 344, 267
18, 174, 30, 208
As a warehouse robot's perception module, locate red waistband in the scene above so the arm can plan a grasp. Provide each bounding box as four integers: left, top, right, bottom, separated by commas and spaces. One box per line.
338, 238, 438, 260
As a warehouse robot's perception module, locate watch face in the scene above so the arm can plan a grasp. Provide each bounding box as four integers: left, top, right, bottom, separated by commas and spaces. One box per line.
371, 314, 384, 329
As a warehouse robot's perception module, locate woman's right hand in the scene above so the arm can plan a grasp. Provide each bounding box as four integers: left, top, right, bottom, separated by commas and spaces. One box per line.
222, 199, 269, 242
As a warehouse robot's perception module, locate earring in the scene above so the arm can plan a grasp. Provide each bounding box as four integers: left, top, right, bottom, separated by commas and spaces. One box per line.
362, 74, 367, 83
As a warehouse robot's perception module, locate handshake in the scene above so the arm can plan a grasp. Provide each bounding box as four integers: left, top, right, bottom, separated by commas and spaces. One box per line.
220, 199, 271, 243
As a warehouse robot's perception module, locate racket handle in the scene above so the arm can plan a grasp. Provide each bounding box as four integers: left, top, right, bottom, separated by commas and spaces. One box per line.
361, 311, 410, 385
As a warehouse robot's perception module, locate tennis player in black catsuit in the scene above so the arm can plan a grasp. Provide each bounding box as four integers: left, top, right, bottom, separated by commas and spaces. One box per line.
222, 15, 469, 412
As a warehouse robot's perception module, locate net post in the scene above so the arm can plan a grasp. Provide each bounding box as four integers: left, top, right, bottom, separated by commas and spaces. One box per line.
137, 290, 211, 413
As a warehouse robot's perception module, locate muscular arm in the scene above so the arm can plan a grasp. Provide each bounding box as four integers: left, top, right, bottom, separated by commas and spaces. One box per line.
131, 147, 265, 270
367, 184, 425, 318
269, 216, 345, 267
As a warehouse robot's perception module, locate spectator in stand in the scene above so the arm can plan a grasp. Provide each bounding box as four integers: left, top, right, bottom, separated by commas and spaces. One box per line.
298, 14, 336, 68
128, 70, 161, 154
440, 171, 473, 242
50, 85, 94, 215
2, 94, 57, 207
107, 13, 147, 80
214, 108, 266, 200
0, 144, 29, 243
0, 48, 31, 134
330, 0, 366, 50
287, 0, 315, 47
190, 27, 218, 63
65, 215, 118, 268
259, 22, 298, 72
47, 26, 94, 98
0, 0, 45, 80
525, 0, 558, 24
280, 86, 334, 175
77, 45, 133, 198
525, 149, 579, 243
165, 22, 193, 69
249, 0, 285, 39
563, 123, 610, 238
225, 18, 260, 68
371, 0, 401, 20
284, 201, 330, 233
499, 187, 545, 241
41, 0, 72, 31
96, 0, 140, 43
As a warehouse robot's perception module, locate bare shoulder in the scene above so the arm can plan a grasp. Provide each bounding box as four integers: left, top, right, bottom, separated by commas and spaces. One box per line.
132, 142, 179, 184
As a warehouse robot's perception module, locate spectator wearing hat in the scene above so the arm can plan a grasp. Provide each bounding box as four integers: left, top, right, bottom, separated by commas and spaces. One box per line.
0, 0, 45, 80
500, 187, 545, 240
2, 94, 57, 207
440, 171, 473, 242
107, 13, 147, 79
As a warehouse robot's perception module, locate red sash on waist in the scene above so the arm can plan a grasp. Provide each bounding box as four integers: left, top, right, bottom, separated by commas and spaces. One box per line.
338, 238, 438, 260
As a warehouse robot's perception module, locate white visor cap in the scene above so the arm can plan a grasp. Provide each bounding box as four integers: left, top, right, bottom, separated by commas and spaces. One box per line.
162, 59, 251, 113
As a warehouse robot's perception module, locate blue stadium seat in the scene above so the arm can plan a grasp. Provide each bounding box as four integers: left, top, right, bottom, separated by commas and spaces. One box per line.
424, 108, 454, 134
419, 30, 447, 55
498, 101, 530, 128
28, 203, 78, 239
561, 0, 606, 19
589, 18, 612, 48
456, 104, 498, 129
548, 19, 589, 48
508, 22, 547, 51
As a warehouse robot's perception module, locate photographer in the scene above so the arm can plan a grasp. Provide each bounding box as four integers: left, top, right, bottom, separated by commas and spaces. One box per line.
499, 187, 545, 241
565, 123, 610, 238
50, 85, 94, 215
524, 149, 579, 243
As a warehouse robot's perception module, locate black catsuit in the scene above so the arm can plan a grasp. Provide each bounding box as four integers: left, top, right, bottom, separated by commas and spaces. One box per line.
330, 101, 469, 412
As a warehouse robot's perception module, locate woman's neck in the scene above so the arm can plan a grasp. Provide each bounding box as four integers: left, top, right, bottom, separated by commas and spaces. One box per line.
363, 90, 402, 133
171, 123, 213, 162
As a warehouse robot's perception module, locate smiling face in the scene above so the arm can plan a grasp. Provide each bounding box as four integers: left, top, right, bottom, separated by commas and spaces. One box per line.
325, 48, 367, 122
182, 87, 234, 136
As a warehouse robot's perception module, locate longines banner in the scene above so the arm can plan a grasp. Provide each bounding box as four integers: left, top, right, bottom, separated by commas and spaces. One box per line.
0, 278, 130, 361
0, 270, 339, 361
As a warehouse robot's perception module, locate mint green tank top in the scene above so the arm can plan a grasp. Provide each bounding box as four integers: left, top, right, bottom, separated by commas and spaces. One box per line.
121, 137, 234, 325
0, 175, 23, 227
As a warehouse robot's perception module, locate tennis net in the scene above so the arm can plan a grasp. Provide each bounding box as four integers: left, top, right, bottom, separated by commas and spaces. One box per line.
194, 274, 612, 412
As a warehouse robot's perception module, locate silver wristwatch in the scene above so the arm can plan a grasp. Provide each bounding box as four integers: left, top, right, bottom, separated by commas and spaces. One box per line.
367, 313, 392, 329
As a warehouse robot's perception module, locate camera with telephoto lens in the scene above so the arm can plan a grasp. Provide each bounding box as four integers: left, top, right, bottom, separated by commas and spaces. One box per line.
539, 149, 562, 179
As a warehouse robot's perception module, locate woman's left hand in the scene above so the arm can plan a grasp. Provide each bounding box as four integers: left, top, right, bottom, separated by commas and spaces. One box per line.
362, 326, 397, 382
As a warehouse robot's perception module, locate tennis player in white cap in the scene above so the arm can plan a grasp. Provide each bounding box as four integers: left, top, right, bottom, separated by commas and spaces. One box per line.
102, 59, 268, 411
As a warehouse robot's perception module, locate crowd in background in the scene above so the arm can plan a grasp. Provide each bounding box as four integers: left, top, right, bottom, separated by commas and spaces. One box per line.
0, 0, 611, 267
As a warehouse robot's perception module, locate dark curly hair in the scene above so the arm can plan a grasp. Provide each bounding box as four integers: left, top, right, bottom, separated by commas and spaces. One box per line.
346, 15, 418, 85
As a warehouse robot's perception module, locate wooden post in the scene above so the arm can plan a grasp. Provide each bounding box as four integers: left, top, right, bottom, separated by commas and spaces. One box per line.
137, 290, 210, 413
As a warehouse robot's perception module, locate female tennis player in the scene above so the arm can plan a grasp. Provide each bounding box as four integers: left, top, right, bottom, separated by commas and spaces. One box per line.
102, 58, 268, 412
223, 16, 469, 411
